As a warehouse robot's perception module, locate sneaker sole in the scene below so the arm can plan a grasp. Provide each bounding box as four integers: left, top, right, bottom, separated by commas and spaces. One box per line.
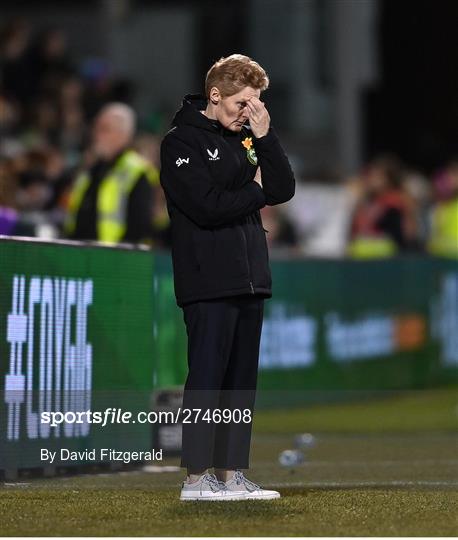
190, 492, 281, 501
243, 492, 281, 500
180, 493, 243, 501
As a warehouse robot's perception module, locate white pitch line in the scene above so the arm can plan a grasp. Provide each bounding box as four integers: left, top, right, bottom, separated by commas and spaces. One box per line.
271, 480, 458, 488
293, 459, 458, 466
254, 459, 458, 466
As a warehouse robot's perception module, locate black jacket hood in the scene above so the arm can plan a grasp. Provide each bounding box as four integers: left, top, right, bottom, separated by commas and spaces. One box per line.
171, 94, 243, 136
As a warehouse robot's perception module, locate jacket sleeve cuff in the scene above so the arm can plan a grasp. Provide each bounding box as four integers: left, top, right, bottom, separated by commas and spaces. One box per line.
245, 180, 266, 207
252, 126, 278, 148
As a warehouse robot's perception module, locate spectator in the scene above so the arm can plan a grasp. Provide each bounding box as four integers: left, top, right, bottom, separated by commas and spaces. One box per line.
428, 161, 458, 258
23, 97, 60, 147
0, 20, 147, 243
0, 159, 19, 235
64, 102, 158, 244
134, 132, 171, 248
402, 169, 431, 250
27, 27, 75, 99
0, 155, 56, 238
347, 155, 418, 258
58, 76, 87, 162
0, 19, 32, 107
0, 92, 22, 145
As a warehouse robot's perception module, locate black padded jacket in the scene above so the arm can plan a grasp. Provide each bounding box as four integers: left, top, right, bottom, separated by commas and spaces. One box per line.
159, 94, 295, 307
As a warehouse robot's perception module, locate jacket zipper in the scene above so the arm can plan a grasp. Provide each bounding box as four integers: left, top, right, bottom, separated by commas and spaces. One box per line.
239, 226, 255, 294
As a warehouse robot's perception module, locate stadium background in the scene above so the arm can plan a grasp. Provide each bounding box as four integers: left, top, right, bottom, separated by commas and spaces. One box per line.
0, 0, 457, 536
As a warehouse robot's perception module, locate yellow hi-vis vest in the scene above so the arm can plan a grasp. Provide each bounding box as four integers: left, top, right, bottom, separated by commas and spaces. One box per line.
347, 235, 398, 258
65, 150, 159, 243
428, 197, 458, 258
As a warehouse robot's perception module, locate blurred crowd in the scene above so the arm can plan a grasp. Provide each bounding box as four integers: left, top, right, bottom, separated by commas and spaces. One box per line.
1, 19, 457, 258
0, 19, 169, 247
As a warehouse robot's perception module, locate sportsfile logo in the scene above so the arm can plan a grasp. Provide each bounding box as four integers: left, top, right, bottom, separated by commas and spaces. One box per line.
4, 275, 93, 441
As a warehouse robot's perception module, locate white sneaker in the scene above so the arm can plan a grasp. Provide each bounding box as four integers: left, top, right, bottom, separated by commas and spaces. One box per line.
219, 470, 281, 500
180, 472, 240, 501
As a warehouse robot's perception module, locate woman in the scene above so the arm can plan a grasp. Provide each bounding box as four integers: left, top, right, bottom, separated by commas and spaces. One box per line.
160, 54, 295, 501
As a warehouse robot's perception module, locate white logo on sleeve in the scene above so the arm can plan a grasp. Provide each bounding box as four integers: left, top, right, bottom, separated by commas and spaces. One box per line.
176, 157, 190, 167
207, 148, 220, 161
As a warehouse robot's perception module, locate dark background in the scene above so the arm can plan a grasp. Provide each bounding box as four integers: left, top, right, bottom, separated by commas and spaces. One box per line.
365, 0, 458, 172
1, 0, 456, 174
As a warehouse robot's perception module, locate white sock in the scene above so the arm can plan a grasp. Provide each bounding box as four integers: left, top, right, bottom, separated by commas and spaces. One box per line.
186, 471, 207, 484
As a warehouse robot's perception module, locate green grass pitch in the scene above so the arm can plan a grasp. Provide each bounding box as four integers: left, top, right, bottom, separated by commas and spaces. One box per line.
1, 384, 457, 536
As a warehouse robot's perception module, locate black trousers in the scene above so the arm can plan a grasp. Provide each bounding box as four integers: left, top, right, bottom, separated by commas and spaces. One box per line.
180, 295, 264, 470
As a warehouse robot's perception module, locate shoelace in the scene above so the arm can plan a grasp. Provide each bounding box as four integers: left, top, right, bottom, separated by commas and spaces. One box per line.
200, 473, 221, 494
232, 470, 261, 492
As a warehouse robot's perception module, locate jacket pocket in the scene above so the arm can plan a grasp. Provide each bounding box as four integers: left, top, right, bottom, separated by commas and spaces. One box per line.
191, 229, 215, 272
193, 227, 249, 279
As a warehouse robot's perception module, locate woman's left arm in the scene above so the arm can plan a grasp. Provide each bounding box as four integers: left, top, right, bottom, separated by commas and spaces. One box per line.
253, 127, 295, 205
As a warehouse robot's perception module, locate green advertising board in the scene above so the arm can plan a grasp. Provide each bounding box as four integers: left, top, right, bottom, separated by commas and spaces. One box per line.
151, 252, 458, 406
2, 238, 457, 475
0, 238, 155, 476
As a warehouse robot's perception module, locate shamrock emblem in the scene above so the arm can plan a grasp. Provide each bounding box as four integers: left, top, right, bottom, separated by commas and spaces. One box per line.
241, 137, 257, 165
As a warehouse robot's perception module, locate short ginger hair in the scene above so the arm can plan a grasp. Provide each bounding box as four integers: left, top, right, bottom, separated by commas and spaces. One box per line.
205, 54, 269, 98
